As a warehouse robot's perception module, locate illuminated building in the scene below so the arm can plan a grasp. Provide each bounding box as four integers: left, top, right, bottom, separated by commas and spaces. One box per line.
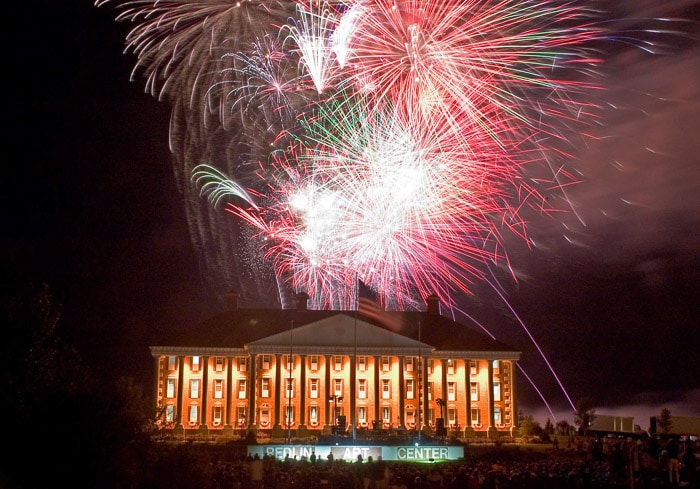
151, 293, 520, 439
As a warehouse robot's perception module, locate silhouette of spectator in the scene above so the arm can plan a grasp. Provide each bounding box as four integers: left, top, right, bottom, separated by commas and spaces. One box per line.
249, 453, 264, 488
681, 442, 697, 488
667, 437, 680, 485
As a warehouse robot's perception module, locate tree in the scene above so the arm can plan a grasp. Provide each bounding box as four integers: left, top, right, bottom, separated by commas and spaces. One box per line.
518, 414, 543, 439
544, 418, 554, 435
657, 408, 672, 435
574, 397, 596, 434
556, 419, 573, 436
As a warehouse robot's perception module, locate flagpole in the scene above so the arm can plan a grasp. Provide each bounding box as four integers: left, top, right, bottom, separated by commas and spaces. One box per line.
287, 320, 293, 444
417, 320, 422, 443
352, 274, 358, 443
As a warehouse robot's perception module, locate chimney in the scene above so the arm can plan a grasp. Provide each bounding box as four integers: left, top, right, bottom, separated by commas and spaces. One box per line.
295, 291, 309, 311
425, 294, 440, 315
225, 291, 239, 311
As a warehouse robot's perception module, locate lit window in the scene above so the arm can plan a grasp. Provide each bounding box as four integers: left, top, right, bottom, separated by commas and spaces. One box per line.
261, 377, 270, 397
215, 357, 224, 372
310, 356, 319, 371
236, 407, 247, 428
334, 378, 343, 396
213, 406, 223, 424
447, 381, 456, 401
237, 357, 247, 372
309, 406, 318, 424
359, 406, 367, 423
286, 354, 294, 370
166, 405, 174, 422
405, 357, 414, 371
381, 357, 390, 372
448, 408, 457, 426
470, 360, 477, 375
190, 379, 200, 398
334, 356, 343, 371
492, 360, 500, 373
238, 379, 247, 399
447, 360, 454, 375
192, 356, 201, 371
493, 381, 501, 402
285, 406, 294, 425
382, 379, 391, 399
260, 409, 270, 427
168, 356, 177, 371
285, 378, 295, 398
471, 408, 480, 425
166, 378, 175, 398
214, 379, 223, 399
358, 356, 366, 371
261, 355, 271, 370
471, 382, 479, 401
494, 408, 502, 424
358, 379, 367, 399
382, 407, 391, 423
406, 379, 414, 399
189, 405, 199, 424
310, 378, 319, 399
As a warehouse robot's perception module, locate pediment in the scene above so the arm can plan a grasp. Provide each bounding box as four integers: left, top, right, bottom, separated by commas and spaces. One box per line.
248, 313, 433, 352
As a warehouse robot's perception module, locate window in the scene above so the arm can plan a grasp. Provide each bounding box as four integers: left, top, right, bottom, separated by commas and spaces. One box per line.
382, 407, 391, 424
470, 360, 477, 376
427, 381, 434, 401
492, 360, 500, 373
238, 379, 247, 399
333, 378, 343, 396
406, 379, 414, 399
428, 408, 435, 425
166, 405, 174, 422
261, 377, 270, 397
358, 356, 366, 371
358, 379, 367, 399
427, 360, 433, 374
310, 355, 319, 371
493, 381, 501, 402
381, 379, 391, 399
447, 381, 456, 401
260, 409, 270, 426
236, 406, 247, 428
447, 359, 454, 375
309, 406, 319, 424
494, 407, 502, 424
192, 356, 201, 371
166, 378, 175, 398
285, 406, 294, 425
190, 379, 200, 398
381, 356, 390, 372
285, 378, 295, 398
448, 408, 457, 426
470, 382, 479, 401
261, 355, 271, 370
189, 405, 199, 424
214, 379, 223, 399
168, 356, 177, 371
471, 408, 480, 425
310, 378, 319, 399
215, 356, 224, 372
213, 406, 223, 424
405, 357, 414, 372
358, 406, 367, 424
237, 357, 247, 372
286, 354, 294, 371
334, 356, 343, 371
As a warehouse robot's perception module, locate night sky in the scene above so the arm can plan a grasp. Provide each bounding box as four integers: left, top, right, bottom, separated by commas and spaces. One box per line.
4, 1, 699, 427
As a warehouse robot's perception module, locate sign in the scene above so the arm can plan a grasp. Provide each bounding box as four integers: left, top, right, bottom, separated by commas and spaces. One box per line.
248, 445, 463, 462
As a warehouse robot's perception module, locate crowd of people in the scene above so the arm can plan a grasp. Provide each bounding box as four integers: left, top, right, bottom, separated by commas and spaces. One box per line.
207, 436, 697, 489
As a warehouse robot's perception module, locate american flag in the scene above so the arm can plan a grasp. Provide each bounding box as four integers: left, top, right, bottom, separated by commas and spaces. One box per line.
357, 281, 403, 332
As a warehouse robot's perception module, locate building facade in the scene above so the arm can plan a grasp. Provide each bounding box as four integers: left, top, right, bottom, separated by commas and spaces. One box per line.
150, 294, 520, 438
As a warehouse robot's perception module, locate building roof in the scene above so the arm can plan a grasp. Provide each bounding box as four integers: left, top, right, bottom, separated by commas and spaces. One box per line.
153, 296, 520, 359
